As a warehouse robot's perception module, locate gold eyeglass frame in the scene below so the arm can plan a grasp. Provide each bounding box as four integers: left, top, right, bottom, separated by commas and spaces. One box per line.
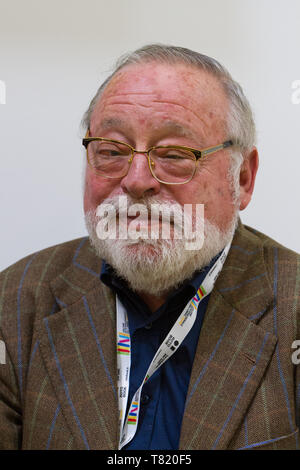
82, 130, 233, 185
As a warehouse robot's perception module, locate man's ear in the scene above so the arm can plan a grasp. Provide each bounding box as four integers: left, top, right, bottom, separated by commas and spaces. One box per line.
239, 147, 259, 211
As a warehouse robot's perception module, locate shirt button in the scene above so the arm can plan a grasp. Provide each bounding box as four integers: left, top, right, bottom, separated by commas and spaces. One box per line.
140, 394, 151, 405
144, 323, 152, 330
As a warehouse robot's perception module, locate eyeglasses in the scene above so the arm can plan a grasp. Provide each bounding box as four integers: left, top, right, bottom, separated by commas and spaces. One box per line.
82, 130, 233, 185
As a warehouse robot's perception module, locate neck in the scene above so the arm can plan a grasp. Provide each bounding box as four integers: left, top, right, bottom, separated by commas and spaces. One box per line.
138, 291, 169, 313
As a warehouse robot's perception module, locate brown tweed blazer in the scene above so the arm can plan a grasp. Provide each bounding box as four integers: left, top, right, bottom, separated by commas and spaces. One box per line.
0, 221, 299, 450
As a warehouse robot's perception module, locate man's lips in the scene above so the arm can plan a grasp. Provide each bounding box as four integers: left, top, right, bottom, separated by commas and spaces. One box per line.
118, 214, 175, 224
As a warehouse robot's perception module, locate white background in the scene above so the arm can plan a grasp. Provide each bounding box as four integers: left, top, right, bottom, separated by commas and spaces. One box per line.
0, 0, 299, 271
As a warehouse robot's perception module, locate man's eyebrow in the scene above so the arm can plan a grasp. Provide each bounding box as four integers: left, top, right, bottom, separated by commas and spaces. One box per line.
99, 118, 127, 129
153, 120, 196, 138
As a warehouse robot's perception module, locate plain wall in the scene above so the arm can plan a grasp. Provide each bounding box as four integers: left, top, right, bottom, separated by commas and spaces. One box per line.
0, 0, 299, 271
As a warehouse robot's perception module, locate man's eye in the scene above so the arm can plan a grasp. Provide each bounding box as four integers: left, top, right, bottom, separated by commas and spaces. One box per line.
164, 153, 186, 160
97, 149, 122, 157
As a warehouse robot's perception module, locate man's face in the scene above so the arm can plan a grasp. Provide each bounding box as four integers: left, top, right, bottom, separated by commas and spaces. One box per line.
83, 62, 249, 296
84, 62, 235, 232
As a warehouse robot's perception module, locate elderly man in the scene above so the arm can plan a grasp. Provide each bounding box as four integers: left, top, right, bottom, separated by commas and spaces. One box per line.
0, 44, 299, 450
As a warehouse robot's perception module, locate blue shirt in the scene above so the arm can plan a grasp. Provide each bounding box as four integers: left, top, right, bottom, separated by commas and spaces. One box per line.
101, 255, 218, 450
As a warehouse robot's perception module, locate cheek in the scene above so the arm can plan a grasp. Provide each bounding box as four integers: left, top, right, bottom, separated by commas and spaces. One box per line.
195, 179, 234, 222
208, 165, 233, 201
83, 184, 93, 213
83, 180, 96, 213
217, 187, 226, 197
83, 173, 118, 213
210, 181, 233, 206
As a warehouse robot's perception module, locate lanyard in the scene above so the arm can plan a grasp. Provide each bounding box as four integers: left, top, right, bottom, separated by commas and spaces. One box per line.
116, 242, 231, 449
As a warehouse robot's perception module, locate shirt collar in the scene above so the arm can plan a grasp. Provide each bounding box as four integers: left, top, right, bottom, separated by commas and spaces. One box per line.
100, 251, 222, 330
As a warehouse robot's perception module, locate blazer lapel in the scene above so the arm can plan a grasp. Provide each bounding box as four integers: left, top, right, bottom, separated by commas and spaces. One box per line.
37, 238, 119, 450
179, 222, 278, 449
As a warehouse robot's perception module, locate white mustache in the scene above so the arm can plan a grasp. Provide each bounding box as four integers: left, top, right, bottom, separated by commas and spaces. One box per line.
94, 194, 205, 249
95, 195, 187, 229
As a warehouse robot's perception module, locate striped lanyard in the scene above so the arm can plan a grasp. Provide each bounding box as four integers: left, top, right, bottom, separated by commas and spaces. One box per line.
116, 242, 231, 449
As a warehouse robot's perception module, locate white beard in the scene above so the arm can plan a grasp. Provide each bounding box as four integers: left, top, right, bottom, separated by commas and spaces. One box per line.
85, 194, 239, 296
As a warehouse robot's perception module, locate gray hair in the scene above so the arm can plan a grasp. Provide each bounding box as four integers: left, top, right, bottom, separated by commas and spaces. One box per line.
82, 43, 256, 156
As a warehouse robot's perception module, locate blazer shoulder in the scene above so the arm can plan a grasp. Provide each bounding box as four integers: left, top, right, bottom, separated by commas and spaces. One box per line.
243, 223, 299, 260
1, 237, 89, 282
243, 223, 300, 333
0, 237, 90, 324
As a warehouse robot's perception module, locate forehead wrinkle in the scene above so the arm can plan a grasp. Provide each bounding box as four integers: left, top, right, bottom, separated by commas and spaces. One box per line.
93, 91, 227, 143
101, 91, 158, 104
99, 99, 212, 132
95, 115, 199, 141
110, 91, 158, 96
100, 89, 223, 129
152, 98, 217, 130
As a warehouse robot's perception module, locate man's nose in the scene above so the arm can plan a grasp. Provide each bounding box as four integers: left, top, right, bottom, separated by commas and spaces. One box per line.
120, 152, 161, 198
